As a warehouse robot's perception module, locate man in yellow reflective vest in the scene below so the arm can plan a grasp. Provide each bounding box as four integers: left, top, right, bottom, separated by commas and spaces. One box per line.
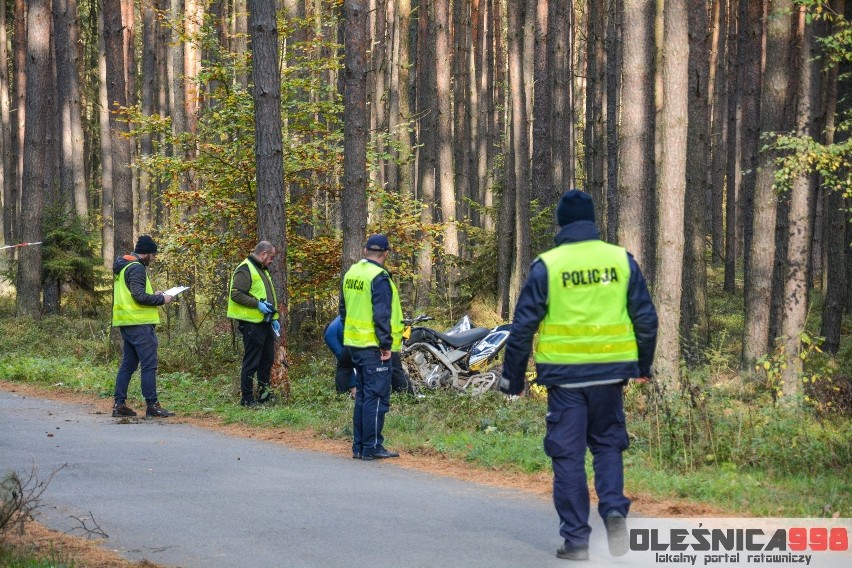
227, 241, 280, 407
500, 190, 658, 561
112, 235, 175, 418
340, 234, 404, 460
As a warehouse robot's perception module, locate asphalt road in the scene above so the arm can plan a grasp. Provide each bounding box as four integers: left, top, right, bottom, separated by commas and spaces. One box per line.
0, 390, 628, 567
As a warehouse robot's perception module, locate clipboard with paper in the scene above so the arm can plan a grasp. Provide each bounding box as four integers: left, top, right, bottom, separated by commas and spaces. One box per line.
163, 286, 190, 297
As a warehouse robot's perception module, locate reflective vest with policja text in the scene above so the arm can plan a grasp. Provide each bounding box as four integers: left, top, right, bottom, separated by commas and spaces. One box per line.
534, 240, 638, 365
342, 259, 403, 351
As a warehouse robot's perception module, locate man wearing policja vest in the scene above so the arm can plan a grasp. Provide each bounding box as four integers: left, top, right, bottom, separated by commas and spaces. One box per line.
340, 234, 404, 461
500, 190, 658, 561
112, 235, 175, 418
227, 241, 280, 407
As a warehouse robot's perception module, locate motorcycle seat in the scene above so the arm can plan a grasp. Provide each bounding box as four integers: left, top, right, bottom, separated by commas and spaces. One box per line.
430, 327, 491, 348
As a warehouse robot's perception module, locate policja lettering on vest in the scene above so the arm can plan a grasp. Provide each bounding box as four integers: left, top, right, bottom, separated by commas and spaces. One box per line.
561, 266, 620, 287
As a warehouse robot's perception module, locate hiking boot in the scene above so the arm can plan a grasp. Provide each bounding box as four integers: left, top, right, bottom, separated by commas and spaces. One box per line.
146, 402, 175, 418
240, 398, 259, 408
604, 511, 628, 557
112, 403, 137, 417
556, 543, 589, 561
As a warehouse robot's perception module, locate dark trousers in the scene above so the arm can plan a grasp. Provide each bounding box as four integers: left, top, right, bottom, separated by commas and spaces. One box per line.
114, 325, 159, 405
545, 383, 631, 548
238, 320, 275, 401
336, 350, 410, 394
350, 347, 392, 457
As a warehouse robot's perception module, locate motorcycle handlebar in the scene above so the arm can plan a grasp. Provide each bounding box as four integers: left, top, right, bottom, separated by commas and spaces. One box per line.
402, 314, 434, 325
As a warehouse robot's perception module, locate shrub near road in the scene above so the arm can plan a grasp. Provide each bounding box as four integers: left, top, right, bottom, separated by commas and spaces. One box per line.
0, 296, 849, 518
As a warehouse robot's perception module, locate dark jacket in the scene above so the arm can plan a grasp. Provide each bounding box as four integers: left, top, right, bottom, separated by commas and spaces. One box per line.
323, 315, 346, 360
339, 259, 393, 351
230, 255, 276, 308
113, 254, 166, 307
500, 221, 658, 394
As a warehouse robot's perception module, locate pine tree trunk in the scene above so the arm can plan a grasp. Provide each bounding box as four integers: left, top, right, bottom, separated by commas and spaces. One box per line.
743, 0, 792, 366
139, 0, 157, 233
819, 1, 846, 354
53, 0, 87, 219
103, 0, 134, 256
13, 0, 26, 240
0, 0, 11, 247
682, 0, 711, 354
618, 0, 654, 268
737, 0, 764, 299
17, 0, 52, 317
780, 6, 814, 397
508, 0, 531, 307
531, 0, 551, 218
250, 0, 287, 318
654, 0, 689, 383
585, 0, 606, 220
550, 0, 570, 198
724, 0, 740, 292
710, 0, 729, 266
605, 0, 622, 243
98, 8, 115, 267
452, 0, 472, 252
435, 0, 459, 265
415, 0, 436, 309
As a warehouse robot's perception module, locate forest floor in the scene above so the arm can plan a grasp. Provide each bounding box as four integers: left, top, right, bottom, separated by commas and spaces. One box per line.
2, 380, 728, 568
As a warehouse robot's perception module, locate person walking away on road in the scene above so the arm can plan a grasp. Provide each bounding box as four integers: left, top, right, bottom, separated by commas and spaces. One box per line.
500, 190, 658, 561
112, 235, 175, 418
340, 234, 404, 460
227, 241, 281, 407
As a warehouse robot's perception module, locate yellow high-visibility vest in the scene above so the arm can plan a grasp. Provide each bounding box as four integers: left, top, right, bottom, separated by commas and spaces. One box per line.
227, 258, 279, 323
342, 260, 403, 350
535, 240, 638, 365
112, 262, 160, 326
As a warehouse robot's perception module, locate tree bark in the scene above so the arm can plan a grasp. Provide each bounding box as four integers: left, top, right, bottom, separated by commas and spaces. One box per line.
780, 6, 815, 397
342, 0, 369, 272
531, 0, 552, 218
97, 8, 115, 266
585, 0, 606, 222
737, 0, 764, 299
13, 0, 26, 241
435, 0, 459, 265
17, 0, 52, 317
618, 0, 654, 268
743, 0, 792, 366
139, 0, 157, 233
682, 0, 711, 354
550, 0, 571, 198
102, 0, 134, 256
820, 0, 846, 354
724, 0, 740, 292
508, 0, 531, 306
654, 0, 689, 383
415, 0, 436, 310
710, 0, 729, 266
53, 0, 87, 219
0, 0, 12, 247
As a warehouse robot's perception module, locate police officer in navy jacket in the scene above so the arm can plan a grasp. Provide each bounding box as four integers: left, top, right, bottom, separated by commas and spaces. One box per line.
500, 190, 658, 560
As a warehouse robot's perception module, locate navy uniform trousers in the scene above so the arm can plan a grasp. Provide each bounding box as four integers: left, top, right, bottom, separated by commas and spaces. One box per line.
545, 382, 631, 548
350, 347, 392, 458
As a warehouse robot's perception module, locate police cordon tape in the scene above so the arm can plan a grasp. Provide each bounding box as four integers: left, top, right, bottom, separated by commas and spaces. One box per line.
600, 518, 850, 567
0, 241, 43, 251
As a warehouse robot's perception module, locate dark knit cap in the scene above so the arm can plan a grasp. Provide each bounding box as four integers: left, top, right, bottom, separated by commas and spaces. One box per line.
134, 235, 158, 255
556, 190, 595, 226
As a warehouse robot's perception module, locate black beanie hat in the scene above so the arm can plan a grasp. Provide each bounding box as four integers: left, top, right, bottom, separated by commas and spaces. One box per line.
134, 235, 158, 255
556, 190, 595, 226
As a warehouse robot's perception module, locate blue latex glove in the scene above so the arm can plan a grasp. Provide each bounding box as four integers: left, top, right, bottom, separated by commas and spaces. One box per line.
271, 320, 281, 335
257, 301, 274, 314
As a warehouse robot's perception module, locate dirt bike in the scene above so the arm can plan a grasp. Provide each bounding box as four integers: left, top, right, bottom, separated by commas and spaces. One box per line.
401, 315, 511, 395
